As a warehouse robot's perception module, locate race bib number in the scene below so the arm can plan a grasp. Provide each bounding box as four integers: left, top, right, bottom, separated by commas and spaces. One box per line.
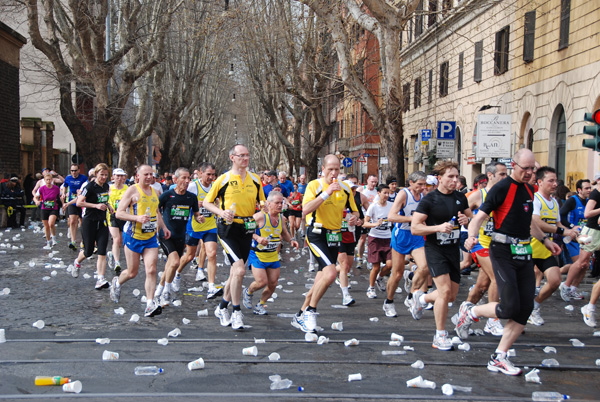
578, 218, 587, 226
97, 193, 109, 204
44, 200, 55, 209
114, 199, 120, 209
199, 207, 213, 218
483, 219, 494, 236
326, 232, 342, 247
244, 220, 257, 233
376, 220, 390, 231
510, 243, 532, 256
436, 229, 460, 245
141, 218, 157, 233
264, 241, 280, 251
171, 206, 190, 220
341, 220, 349, 231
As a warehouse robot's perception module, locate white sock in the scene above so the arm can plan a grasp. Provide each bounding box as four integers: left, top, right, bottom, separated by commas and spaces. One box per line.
155, 284, 164, 297
588, 303, 596, 311
98, 275, 105, 281
436, 329, 446, 337
570, 285, 577, 291
164, 283, 171, 293
341, 286, 350, 297
209, 282, 216, 291
495, 349, 506, 358
533, 300, 540, 310
419, 294, 427, 306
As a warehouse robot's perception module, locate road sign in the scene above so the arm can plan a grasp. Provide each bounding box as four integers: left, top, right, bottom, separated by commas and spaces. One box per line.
436, 140, 455, 158
420, 129, 432, 141
363, 153, 370, 157
342, 157, 353, 167
498, 158, 513, 168
436, 121, 456, 139
380, 157, 389, 165
357, 154, 367, 163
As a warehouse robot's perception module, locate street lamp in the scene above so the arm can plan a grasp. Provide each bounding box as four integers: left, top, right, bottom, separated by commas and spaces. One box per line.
479, 105, 501, 112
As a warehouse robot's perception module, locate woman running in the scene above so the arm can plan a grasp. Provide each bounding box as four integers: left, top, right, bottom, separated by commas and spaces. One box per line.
34, 172, 60, 250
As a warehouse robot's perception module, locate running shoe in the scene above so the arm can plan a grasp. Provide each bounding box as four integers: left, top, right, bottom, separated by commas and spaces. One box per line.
190, 258, 199, 270
231, 310, 244, 330
410, 290, 424, 320
395, 286, 402, 294
68, 242, 77, 251
559, 282, 571, 302
254, 303, 268, 315
95, 278, 109, 290
424, 302, 434, 310
366, 287, 377, 299
242, 288, 253, 309
214, 306, 231, 326
527, 308, 544, 326
569, 288, 584, 300
43, 243, 52, 250
367, 262, 373, 270
308, 263, 316, 272
144, 298, 163, 317
109, 277, 121, 303
376, 276, 386, 292
72, 259, 80, 278
455, 302, 477, 339
107, 251, 115, 270
487, 353, 522, 376
291, 313, 305, 330
159, 292, 172, 307
51, 237, 58, 246
484, 318, 504, 336
207, 286, 223, 300
303, 310, 318, 332
404, 295, 413, 308
383, 302, 397, 317
195, 268, 207, 281
432, 331, 453, 351
168, 276, 179, 293
114, 264, 122, 276
342, 294, 355, 306
581, 304, 597, 328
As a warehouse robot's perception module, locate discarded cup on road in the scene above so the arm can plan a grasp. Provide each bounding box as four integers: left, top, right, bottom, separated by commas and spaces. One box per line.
95, 338, 110, 345
569, 338, 585, 347
389, 341, 401, 347
458, 343, 471, 351
168, 328, 181, 338
331, 322, 343, 331
132, 289, 140, 297
442, 383, 472, 395
403, 346, 414, 351
541, 358, 559, 367
543, 346, 557, 354
172, 300, 182, 306
508, 348, 516, 357
0, 329, 5, 343
157, 338, 169, 346
344, 338, 359, 347
406, 376, 436, 389
594, 331, 600, 337
317, 336, 329, 345
32, 320, 45, 329
348, 373, 362, 382
270, 378, 293, 390
525, 368, 541, 384
451, 336, 462, 345
381, 350, 406, 355
182, 318, 191, 325
254, 338, 266, 344
129, 314, 140, 322
411, 360, 424, 369
62, 380, 82, 394
369, 317, 379, 322
304, 332, 318, 342
14, 261, 19, 267
114, 307, 125, 315
243, 346, 258, 356
187, 358, 205, 370
595, 359, 600, 366
102, 350, 119, 361
197, 309, 208, 317
565, 305, 574, 311
50, 270, 57, 277
268, 352, 280, 361
391, 333, 404, 342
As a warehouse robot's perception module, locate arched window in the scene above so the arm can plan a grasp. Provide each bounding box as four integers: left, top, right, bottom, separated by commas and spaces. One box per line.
550, 105, 567, 181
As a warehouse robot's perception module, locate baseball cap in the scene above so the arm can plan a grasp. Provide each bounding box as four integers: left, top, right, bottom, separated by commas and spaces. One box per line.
113, 168, 127, 176
594, 173, 600, 181
344, 180, 359, 189
267, 170, 277, 177
426, 175, 438, 186
10, 177, 19, 182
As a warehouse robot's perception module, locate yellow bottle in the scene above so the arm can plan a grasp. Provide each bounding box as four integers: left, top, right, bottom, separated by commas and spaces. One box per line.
35, 376, 71, 386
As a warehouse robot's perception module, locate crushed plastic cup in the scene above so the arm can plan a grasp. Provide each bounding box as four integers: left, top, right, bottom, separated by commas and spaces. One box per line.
389, 341, 402, 346
442, 383, 472, 395
129, 314, 140, 322
508, 348, 516, 357
381, 350, 406, 355
268, 352, 281, 361
270, 378, 293, 390
172, 300, 182, 306
32, 320, 45, 329
458, 343, 471, 351
569, 338, 585, 347
411, 360, 424, 369
114, 307, 125, 315
28, 261, 35, 267
596, 359, 600, 366
541, 358, 559, 367
391, 333, 404, 342
95, 338, 110, 345
168, 328, 181, 338
50, 271, 57, 277
157, 338, 169, 346
406, 375, 436, 389
369, 317, 379, 322
13, 261, 19, 267
565, 305, 574, 311
347, 373, 362, 382
593, 331, 600, 337
140, 296, 147, 303
451, 336, 462, 345
102, 350, 119, 360
83, 273, 91, 279
344, 338, 359, 347
543, 346, 557, 354
304, 332, 318, 342
525, 368, 541, 384
269, 375, 281, 382
1, 288, 9, 295
197, 309, 208, 317
0, 329, 6, 343
242, 346, 258, 356
182, 318, 191, 325
317, 336, 329, 345
62, 380, 82, 394
187, 358, 205, 370
132, 289, 140, 297
331, 322, 343, 331
473, 328, 485, 336
42, 276, 51, 281
254, 338, 266, 344
403, 346, 414, 351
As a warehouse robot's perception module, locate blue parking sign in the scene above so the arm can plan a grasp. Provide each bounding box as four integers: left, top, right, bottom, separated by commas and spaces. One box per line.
420, 129, 432, 141
437, 121, 456, 139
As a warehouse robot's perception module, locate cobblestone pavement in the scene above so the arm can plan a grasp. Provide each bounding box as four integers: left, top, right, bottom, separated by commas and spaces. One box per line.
0, 221, 599, 400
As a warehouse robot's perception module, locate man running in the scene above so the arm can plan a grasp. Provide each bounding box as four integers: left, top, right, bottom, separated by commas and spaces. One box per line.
461, 149, 560, 375
61, 164, 88, 250
204, 145, 266, 330
291, 155, 359, 333
107, 168, 128, 275
356, 174, 378, 268
110, 165, 171, 318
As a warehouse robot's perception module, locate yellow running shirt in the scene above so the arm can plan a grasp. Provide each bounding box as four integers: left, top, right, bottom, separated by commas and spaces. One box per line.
205, 171, 265, 223
251, 212, 283, 263
124, 184, 159, 240
107, 184, 128, 221
531, 192, 559, 259
189, 180, 217, 232
303, 179, 358, 230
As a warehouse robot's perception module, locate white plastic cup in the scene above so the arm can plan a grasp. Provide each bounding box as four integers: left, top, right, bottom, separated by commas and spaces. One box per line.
157, 338, 169, 346
32, 320, 45, 329
441, 383, 454, 396
168, 328, 181, 338
129, 314, 140, 322
317, 336, 329, 345
133, 289, 141, 297
62, 380, 82, 394
0, 329, 6, 343
268, 352, 281, 361
182, 318, 191, 325
389, 341, 401, 346
304, 332, 318, 342
242, 346, 258, 356
348, 373, 362, 382
187, 358, 205, 370
254, 338, 266, 344
331, 322, 343, 331
102, 350, 119, 361
406, 376, 424, 387
391, 333, 404, 342
344, 338, 359, 347
411, 360, 424, 369
197, 309, 208, 317
95, 338, 110, 345
458, 343, 471, 351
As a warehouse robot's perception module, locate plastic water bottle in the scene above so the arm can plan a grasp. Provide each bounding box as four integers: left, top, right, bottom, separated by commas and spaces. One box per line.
257, 234, 272, 250
347, 209, 355, 233
134, 366, 164, 376
144, 207, 151, 219
225, 203, 236, 225
531, 391, 570, 401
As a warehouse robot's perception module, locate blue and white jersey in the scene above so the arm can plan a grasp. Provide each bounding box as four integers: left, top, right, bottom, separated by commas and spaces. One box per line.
397, 188, 422, 231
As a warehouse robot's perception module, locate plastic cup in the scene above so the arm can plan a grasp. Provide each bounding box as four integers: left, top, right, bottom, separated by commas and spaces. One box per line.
389, 341, 401, 346
102, 350, 119, 361
0, 329, 6, 343
187, 358, 205, 370
129, 314, 140, 322
406, 376, 424, 387
62, 380, 82, 394
182, 318, 191, 325
347, 373, 362, 382
317, 336, 329, 345
168, 328, 181, 337
411, 360, 424, 369
197, 309, 208, 317
242, 346, 258, 356
32, 320, 45, 329
268, 352, 281, 361
344, 338, 359, 347
157, 338, 169, 346
304, 332, 318, 342
458, 343, 471, 351
391, 333, 404, 342
331, 322, 343, 331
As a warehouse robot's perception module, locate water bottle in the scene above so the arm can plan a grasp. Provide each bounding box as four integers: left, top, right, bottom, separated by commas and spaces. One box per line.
531, 391, 570, 401
347, 208, 355, 233
134, 366, 164, 376
257, 234, 272, 250
225, 203, 236, 225
145, 207, 151, 218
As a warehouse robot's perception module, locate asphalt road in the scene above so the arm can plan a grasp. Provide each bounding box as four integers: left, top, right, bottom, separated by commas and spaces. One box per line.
0, 220, 599, 401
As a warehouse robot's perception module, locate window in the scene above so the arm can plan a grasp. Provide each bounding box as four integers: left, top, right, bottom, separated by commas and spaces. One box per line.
523, 11, 536, 63
494, 25, 510, 75
428, 0, 437, 27
439, 61, 449, 97
428, 69, 433, 103
559, 0, 570, 49
474, 40, 483, 83
414, 77, 422, 109
458, 52, 464, 89
415, 1, 423, 37
402, 83, 411, 112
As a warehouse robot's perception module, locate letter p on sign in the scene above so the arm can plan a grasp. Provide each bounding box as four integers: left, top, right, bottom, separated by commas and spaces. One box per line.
437, 121, 456, 140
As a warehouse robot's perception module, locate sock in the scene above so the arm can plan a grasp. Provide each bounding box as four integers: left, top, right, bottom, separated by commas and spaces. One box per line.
219, 299, 229, 309
146, 299, 153, 308
408, 293, 413, 300
570, 285, 577, 291
469, 308, 479, 320
419, 294, 427, 306
164, 283, 171, 293
495, 349, 507, 358
155, 284, 164, 298
259, 300, 266, 305
98, 275, 105, 281
385, 299, 393, 304
232, 304, 241, 312
341, 286, 350, 297
588, 303, 596, 311
209, 282, 216, 291
408, 272, 414, 280
306, 306, 317, 313
436, 329, 446, 337
297, 309, 304, 316
533, 300, 540, 310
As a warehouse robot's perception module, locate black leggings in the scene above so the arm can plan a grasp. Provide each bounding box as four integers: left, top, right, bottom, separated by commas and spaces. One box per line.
489, 242, 535, 325
81, 218, 109, 258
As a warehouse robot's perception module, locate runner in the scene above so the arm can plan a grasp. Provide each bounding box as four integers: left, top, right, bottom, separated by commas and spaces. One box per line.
288, 183, 303, 239
34, 172, 60, 250
461, 149, 561, 375
61, 164, 88, 250
72, 163, 112, 290
110, 164, 171, 318
291, 155, 359, 333
356, 174, 378, 267
243, 191, 299, 315
411, 161, 472, 351
154, 168, 202, 307
106, 168, 128, 275
203, 145, 266, 330
385, 171, 427, 318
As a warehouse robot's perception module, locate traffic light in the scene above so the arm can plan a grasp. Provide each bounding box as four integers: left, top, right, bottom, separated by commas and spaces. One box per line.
582, 109, 600, 151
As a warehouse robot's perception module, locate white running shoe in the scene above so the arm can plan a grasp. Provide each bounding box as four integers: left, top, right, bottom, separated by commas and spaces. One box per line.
172, 275, 181, 293
107, 251, 115, 270
342, 294, 355, 306
95, 278, 109, 290
43, 243, 52, 250
559, 282, 571, 302
253, 303, 268, 315
303, 310, 318, 332
109, 277, 120, 303
159, 292, 172, 307
308, 263, 316, 272
375, 276, 386, 292
395, 286, 402, 294
403, 269, 413, 293
383, 302, 397, 317
487, 353, 522, 376
410, 290, 424, 320
51, 237, 58, 246
231, 310, 244, 330
432, 331, 453, 351
207, 287, 223, 300
144, 298, 162, 317
366, 287, 377, 299
242, 288, 253, 309
72, 259, 80, 278
455, 303, 477, 339
581, 304, 597, 328
214, 306, 231, 327
404, 295, 413, 308
195, 268, 206, 281
484, 318, 504, 336
527, 308, 544, 326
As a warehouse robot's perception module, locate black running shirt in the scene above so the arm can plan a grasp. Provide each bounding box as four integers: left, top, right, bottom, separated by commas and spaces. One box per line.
586, 190, 600, 230
479, 176, 534, 238
415, 189, 469, 246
